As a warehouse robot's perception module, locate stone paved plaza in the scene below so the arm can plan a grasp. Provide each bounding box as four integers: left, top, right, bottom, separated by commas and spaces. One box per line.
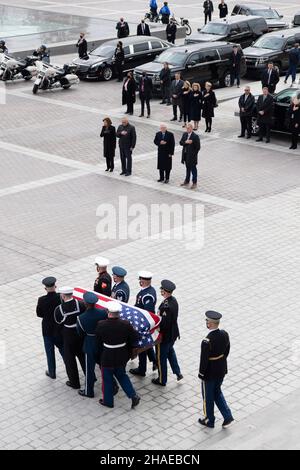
1, 0, 300, 451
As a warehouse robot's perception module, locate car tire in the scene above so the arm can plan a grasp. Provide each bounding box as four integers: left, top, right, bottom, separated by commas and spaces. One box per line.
24, 75, 32, 81
62, 84, 71, 89
220, 70, 231, 88
32, 84, 39, 94
103, 66, 113, 81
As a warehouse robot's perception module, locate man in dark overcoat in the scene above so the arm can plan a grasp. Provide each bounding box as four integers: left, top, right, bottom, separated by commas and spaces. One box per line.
154, 123, 175, 183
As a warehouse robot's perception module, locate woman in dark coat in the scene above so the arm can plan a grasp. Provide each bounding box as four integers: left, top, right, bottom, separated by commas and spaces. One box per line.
154, 124, 175, 183
288, 96, 300, 150
181, 81, 192, 127
100, 117, 116, 171
114, 41, 125, 82
189, 82, 203, 131
202, 81, 217, 132
122, 71, 136, 115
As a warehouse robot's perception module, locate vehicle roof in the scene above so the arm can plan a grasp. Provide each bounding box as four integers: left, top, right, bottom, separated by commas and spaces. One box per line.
235, 3, 274, 9
209, 14, 265, 24
261, 26, 300, 38
103, 36, 166, 46
168, 42, 237, 53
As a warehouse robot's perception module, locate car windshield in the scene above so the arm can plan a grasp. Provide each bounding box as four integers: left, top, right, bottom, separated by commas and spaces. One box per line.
90, 45, 115, 57
200, 23, 228, 35
252, 36, 285, 50
154, 50, 186, 66
251, 9, 280, 19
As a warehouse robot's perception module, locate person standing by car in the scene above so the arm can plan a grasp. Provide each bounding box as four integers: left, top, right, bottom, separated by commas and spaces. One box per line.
116, 18, 130, 38
189, 83, 203, 131
203, 0, 214, 25
154, 123, 175, 183
288, 96, 300, 150
256, 87, 274, 144
114, 41, 125, 82
238, 86, 255, 139
139, 72, 153, 118
218, 0, 228, 18
76, 33, 88, 59
284, 44, 300, 86
202, 82, 217, 133
122, 71, 136, 115
181, 81, 192, 127
180, 122, 201, 189
160, 2, 171, 24
117, 117, 137, 176
166, 18, 177, 44
100, 117, 116, 172
137, 19, 151, 36
170, 72, 184, 122
261, 62, 279, 94
159, 62, 172, 105
230, 45, 243, 88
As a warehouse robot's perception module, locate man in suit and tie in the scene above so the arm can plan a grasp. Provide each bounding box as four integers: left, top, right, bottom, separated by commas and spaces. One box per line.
256, 87, 274, 143
238, 86, 255, 139
180, 122, 201, 189
261, 62, 279, 94
154, 123, 175, 183
137, 19, 151, 36
139, 72, 153, 118
230, 45, 243, 88
170, 72, 184, 122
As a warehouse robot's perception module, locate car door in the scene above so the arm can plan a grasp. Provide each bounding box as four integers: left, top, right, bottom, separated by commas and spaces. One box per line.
238, 21, 254, 48
232, 5, 241, 16
149, 40, 165, 62
123, 45, 133, 72
228, 24, 243, 45
273, 89, 294, 131
184, 52, 210, 85
131, 41, 151, 69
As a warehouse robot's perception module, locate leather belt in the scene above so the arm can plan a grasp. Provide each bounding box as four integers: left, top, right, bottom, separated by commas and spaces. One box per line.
103, 342, 126, 349
209, 354, 224, 361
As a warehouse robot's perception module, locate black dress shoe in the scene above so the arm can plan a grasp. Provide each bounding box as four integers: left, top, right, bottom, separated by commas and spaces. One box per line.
66, 381, 80, 389
238, 135, 245, 138
129, 368, 146, 377
205, 129, 208, 132
160, 101, 165, 104
113, 385, 119, 396
152, 363, 158, 371
139, 114, 144, 117
99, 399, 114, 408
131, 395, 141, 409
152, 378, 166, 386
109, 169, 114, 172
265, 139, 270, 143
290, 145, 296, 149
222, 417, 234, 429
170, 117, 177, 121
256, 138, 263, 142
177, 373, 184, 381
45, 371, 56, 379
125, 172, 131, 176
164, 179, 169, 184
147, 115, 150, 119
78, 390, 94, 398
198, 418, 214, 428
105, 168, 109, 171
120, 172, 126, 175
157, 179, 164, 182
246, 135, 251, 139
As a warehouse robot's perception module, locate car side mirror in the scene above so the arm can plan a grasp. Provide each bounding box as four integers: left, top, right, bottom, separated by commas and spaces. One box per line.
280, 15, 284, 19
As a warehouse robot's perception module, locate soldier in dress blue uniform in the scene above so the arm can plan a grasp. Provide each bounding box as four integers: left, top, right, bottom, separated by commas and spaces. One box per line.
198, 311, 234, 429
130, 271, 157, 377
54, 287, 86, 389
76, 292, 108, 398
94, 257, 112, 297
152, 280, 183, 386
36, 277, 63, 379
111, 266, 130, 302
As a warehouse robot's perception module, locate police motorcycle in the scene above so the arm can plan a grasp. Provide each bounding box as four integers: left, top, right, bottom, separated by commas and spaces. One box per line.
0, 53, 39, 81
33, 61, 79, 94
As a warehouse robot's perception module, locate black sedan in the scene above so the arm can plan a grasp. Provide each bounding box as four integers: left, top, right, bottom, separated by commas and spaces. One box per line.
73, 36, 173, 81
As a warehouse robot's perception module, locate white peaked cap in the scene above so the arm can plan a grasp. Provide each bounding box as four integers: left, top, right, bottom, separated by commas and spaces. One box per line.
58, 286, 73, 295
106, 301, 122, 313
138, 271, 153, 279
95, 257, 110, 267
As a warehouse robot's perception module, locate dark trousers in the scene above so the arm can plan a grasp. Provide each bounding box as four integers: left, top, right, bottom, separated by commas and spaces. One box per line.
156, 342, 181, 385
102, 367, 136, 407
183, 108, 190, 124
161, 83, 171, 103
43, 335, 64, 377
84, 353, 97, 396
105, 156, 114, 170
259, 123, 271, 141
205, 117, 212, 130
201, 379, 233, 425
291, 129, 299, 148
240, 115, 252, 137
204, 12, 212, 24
159, 168, 171, 181
168, 36, 175, 44
185, 164, 198, 184
140, 95, 151, 116
285, 64, 297, 83
64, 336, 86, 388
138, 348, 156, 374
173, 103, 183, 120
161, 14, 169, 24
230, 68, 240, 86
120, 147, 132, 174
126, 100, 134, 114
115, 61, 123, 81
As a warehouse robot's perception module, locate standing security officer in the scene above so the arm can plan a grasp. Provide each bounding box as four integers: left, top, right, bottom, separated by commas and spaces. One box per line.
111, 266, 130, 302
94, 257, 112, 297
96, 301, 141, 409
36, 277, 63, 379
198, 311, 234, 429
130, 271, 157, 377
54, 287, 86, 389
152, 280, 183, 386
77, 292, 107, 398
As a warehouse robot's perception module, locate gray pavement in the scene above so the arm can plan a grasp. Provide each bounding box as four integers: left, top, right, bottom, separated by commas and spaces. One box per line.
1, 0, 300, 451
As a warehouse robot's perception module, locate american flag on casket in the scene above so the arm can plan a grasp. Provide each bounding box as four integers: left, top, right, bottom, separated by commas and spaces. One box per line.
73, 287, 162, 349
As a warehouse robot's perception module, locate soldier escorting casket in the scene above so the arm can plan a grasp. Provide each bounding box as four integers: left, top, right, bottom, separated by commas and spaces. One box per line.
93, 256, 112, 297
111, 266, 130, 302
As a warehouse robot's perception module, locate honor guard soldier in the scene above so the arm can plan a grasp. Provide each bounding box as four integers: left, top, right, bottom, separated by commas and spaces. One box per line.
36, 277, 63, 379
54, 287, 86, 390
77, 292, 108, 398
130, 271, 157, 377
94, 257, 112, 297
152, 280, 183, 386
96, 301, 141, 409
198, 311, 234, 429
111, 266, 130, 302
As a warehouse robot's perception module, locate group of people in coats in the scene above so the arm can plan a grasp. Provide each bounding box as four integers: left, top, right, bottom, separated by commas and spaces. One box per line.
203, 1, 229, 23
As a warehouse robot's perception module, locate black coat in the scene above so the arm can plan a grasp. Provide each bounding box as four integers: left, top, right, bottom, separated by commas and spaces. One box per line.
288, 104, 300, 130
180, 131, 201, 167
170, 79, 184, 105
203, 0, 214, 13
158, 296, 180, 344
166, 23, 177, 41
36, 292, 62, 337
96, 318, 139, 368
199, 329, 230, 381
114, 47, 125, 64
261, 68, 279, 93
189, 92, 203, 121
94, 271, 112, 297
182, 89, 192, 114
238, 93, 255, 117
116, 21, 130, 38
159, 67, 171, 85
116, 124, 137, 150
76, 38, 87, 58
122, 78, 136, 105
218, 2, 228, 18
138, 75, 153, 98
256, 94, 274, 125
202, 89, 217, 118
100, 125, 116, 158
154, 131, 175, 170
137, 23, 151, 36
230, 50, 243, 72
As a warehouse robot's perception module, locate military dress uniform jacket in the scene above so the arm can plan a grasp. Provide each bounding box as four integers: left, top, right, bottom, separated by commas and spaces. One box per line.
135, 286, 157, 312
96, 318, 139, 368
158, 296, 180, 344
77, 307, 107, 356
94, 271, 112, 297
111, 281, 130, 303
54, 299, 86, 336
36, 292, 62, 337
199, 329, 230, 381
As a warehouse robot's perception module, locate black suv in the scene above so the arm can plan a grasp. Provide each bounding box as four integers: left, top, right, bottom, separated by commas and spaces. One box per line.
133, 42, 247, 92
73, 36, 173, 81
244, 27, 300, 77
185, 15, 268, 49
232, 3, 288, 31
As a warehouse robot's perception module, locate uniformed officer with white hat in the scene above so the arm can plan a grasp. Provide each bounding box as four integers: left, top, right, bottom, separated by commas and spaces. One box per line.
94, 257, 112, 297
